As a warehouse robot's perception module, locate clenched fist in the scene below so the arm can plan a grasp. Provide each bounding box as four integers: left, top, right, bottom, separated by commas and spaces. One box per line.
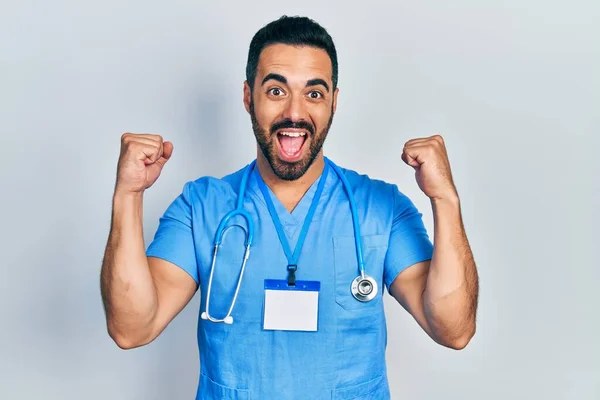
115, 133, 173, 195
401, 134, 458, 202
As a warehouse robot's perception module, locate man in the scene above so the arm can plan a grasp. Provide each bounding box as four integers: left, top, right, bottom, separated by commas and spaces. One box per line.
101, 15, 478, 399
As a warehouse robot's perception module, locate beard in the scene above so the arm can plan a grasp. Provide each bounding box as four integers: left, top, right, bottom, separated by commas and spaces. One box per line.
250, 101, 334, 181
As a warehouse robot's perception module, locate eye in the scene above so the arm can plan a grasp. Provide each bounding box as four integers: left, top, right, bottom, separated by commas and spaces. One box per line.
308, 91, 323, 99
268, 87, 284, 96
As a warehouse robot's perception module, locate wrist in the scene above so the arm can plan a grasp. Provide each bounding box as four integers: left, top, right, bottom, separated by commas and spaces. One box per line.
431, 193, 460, 210
112, 189, 144, 218
113, 187, 144, 203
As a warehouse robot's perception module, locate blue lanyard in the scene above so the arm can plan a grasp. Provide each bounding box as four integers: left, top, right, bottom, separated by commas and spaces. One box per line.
256, 162, 330, 286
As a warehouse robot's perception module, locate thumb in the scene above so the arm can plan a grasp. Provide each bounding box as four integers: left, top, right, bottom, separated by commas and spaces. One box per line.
162, 141, 174, 160
401, 150, 420, 169
155, 141, 174, 168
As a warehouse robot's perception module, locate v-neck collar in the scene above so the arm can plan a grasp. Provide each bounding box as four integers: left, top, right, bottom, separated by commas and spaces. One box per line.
248, 164, 328, 228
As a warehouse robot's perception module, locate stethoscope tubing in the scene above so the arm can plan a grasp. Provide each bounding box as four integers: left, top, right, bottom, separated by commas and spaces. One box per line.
202, 157, 375, 323
327, 160, 366, 277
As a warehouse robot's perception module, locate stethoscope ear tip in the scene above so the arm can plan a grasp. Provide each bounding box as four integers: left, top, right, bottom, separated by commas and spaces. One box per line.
224, 316, 234, 324
200, 312, 208, 320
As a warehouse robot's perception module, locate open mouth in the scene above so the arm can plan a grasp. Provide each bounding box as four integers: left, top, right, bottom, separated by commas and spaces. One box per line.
276, 130, 309, 161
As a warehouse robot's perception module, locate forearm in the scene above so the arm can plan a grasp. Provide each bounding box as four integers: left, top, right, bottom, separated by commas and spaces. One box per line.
423, 195, 478, 348
100, 191, 158, 347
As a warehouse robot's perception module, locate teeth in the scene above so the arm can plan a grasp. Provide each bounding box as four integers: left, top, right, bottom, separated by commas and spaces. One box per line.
279, 131, 306, 137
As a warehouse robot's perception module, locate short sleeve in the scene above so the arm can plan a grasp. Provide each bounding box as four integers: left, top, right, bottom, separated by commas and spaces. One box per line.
383, 185, 434, 291
146, 182, 199, 284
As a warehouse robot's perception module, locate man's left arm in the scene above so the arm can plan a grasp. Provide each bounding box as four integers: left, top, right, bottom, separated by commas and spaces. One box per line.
389, 134, 479, 350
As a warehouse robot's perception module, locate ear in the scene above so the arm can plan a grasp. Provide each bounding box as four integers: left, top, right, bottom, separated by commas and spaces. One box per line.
243, 81, 252, 114
332, 87, 339, 114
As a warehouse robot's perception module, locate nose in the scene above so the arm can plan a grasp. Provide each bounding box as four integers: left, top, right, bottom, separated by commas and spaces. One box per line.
281, 93, 308, 122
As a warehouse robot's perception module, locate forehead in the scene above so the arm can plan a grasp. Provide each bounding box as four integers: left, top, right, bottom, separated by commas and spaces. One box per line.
256, 43, 332, 85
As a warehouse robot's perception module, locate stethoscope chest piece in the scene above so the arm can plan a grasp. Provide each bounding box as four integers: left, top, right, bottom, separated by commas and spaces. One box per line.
351, 274, 378, 302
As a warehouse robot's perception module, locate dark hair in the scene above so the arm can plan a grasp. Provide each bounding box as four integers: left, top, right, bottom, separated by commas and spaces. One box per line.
245, 15, 338, 91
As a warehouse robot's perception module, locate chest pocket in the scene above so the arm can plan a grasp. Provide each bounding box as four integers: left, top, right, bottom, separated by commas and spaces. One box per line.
332, 234, 388, 311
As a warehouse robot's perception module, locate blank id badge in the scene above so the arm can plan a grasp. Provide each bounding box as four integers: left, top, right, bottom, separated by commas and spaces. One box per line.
263, 279, 320, 332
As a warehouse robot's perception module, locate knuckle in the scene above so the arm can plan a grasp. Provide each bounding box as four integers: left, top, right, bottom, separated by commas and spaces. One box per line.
122, 133, 142, 145
429, 139, 440, 148
149, 134, 162, 143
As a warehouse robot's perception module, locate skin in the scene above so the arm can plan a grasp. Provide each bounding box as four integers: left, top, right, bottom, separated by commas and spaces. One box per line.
100, 43, 478, 351
244, 43, 338, 212
392, 135, 478, 349
100, 134, 197, 349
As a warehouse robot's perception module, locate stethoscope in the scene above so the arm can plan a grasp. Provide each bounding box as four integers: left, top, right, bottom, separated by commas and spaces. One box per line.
200, 157, 377, 324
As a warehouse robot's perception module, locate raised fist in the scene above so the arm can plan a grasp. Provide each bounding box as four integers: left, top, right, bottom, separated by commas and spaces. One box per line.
115, 133, 173, 195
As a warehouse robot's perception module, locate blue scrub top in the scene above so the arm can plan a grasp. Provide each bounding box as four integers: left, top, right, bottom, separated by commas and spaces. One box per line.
146, 159, 434, 400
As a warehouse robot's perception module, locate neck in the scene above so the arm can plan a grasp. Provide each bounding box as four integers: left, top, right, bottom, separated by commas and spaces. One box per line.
256, 152, 325, 212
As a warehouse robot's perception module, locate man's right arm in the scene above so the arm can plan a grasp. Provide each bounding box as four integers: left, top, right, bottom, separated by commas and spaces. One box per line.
100, 191, 197, 349
100, 133, 197, 349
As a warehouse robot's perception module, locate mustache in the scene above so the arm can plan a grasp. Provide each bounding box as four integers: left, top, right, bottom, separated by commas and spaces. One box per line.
270, 119, 315, 136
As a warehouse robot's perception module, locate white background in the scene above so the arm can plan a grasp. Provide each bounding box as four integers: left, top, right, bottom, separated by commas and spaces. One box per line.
1, 1, 598, 399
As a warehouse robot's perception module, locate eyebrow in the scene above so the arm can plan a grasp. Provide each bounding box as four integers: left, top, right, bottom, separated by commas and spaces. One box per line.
262, 73, 287, 86
306, 78, 329, 93
261, 73, 330, 93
